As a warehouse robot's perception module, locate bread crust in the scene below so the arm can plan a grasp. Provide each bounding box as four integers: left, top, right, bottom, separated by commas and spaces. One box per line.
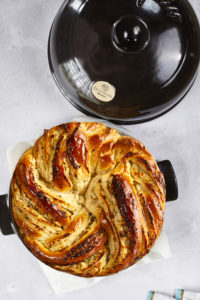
11, 122, 166, 277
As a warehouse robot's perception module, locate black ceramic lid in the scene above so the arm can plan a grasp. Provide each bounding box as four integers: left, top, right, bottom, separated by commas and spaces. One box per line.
48, 0, 200, 124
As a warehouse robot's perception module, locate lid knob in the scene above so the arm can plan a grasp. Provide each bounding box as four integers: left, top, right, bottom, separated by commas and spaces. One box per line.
112, 15, 150, 53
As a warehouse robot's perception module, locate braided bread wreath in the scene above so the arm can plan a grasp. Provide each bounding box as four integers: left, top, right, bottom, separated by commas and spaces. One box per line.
11, 122, 166, 277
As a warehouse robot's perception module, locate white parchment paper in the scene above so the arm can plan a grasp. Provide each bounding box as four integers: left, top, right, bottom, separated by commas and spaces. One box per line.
7, 116, 171, 294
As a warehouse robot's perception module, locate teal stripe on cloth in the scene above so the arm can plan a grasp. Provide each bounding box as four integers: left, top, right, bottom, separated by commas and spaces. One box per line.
176, 289, 183, 300
147, 291, 153, 300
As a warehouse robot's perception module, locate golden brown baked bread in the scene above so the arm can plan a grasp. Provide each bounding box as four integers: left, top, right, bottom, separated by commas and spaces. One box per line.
11, 122, 166, 277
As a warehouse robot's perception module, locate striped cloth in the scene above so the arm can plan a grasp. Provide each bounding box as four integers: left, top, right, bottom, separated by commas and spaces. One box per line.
176, 289, 200, 300
147, 289, 200, 299
147, 291, 173, 299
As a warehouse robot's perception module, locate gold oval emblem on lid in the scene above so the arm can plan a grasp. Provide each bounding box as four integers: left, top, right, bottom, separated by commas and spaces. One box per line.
92, 81, 115, 102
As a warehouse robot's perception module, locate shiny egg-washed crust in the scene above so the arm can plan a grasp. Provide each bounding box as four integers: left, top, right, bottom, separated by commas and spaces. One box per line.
11, 122, 166, 277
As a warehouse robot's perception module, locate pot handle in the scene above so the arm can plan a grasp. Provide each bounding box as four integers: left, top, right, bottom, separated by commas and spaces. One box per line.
0, 194, 15, 235
157, 160, 178, 202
